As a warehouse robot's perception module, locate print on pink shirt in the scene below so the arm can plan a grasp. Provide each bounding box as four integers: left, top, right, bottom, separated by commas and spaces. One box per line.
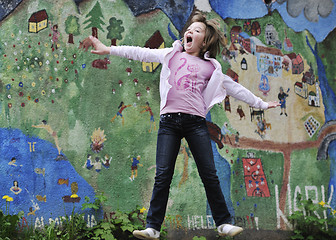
174, 57, 199, 92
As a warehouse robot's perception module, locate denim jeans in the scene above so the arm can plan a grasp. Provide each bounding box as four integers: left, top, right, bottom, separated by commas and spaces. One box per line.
146, 112, 231, 231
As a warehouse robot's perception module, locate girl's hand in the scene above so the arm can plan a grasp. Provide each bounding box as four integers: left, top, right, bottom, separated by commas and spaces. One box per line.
267, 101, 281, 109
79, 36, 110, 55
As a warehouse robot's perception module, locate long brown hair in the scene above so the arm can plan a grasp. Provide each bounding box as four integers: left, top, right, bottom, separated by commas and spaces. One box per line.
187, 12, 227, 58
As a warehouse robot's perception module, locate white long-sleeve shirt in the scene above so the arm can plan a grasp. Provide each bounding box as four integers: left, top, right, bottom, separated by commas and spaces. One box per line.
109, 40, 268, 114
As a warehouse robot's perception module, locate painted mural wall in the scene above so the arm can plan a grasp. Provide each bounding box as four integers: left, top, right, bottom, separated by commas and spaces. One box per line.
1, 0, 336, 232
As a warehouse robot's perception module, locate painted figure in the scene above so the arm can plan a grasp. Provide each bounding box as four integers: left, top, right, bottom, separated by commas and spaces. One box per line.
10, 180, 22, 195
130, 155, 143, 181
278, 86, 289, 116
49, 21, 60, 49
140, 102, 157, 133
83, 154, 94, 169
110, 101, 132, 126
32, 120, 65, 160
94, 157, 102, 173
102, 154, 111, 169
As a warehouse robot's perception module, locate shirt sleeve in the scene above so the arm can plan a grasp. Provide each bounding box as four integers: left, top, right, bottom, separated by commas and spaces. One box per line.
223, 74, 269, 109
109, 45, 172, 63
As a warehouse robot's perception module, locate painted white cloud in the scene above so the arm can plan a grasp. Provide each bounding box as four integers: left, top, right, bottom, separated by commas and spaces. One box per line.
277, 0, 334, 22
195, 0, 212, 12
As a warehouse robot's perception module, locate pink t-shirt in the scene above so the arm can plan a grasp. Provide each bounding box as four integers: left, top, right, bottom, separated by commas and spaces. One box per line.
161, 52, 215, 118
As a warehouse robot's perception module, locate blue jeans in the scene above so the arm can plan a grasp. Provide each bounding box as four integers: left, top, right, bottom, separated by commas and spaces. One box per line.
146, 113, 231, 231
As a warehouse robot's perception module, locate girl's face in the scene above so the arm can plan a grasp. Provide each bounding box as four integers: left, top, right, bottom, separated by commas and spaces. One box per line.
183, 22, 206, 57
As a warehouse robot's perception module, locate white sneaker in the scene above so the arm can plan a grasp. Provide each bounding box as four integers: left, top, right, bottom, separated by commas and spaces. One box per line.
217, 224, 243, 237
133, 228, 160, 240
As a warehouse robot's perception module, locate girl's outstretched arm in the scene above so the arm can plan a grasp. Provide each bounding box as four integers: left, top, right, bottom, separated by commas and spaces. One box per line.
80, 36, 172, 63
266, 101, 281, 109
79, 36, 110, 55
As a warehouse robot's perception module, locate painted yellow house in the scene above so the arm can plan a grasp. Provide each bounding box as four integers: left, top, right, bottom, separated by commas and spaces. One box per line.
142, 31, 164, 73
28, 9, 48, 33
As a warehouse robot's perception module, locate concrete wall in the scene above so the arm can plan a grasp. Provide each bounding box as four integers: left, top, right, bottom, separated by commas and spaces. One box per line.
1, 0, 336, 232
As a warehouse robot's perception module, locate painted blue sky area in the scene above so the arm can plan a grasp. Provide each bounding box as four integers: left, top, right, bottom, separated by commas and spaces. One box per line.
0, 0, 335, 43
0, 128, 97, 221
209, 0, 336, 43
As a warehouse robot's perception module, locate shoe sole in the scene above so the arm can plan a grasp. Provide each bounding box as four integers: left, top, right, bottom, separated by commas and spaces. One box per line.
133, 231, 159, 240
218, 227, 243, 237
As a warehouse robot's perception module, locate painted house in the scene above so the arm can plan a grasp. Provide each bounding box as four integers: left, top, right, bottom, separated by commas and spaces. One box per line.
251, 21, 261, 36
308, 81, 320, 107
238, 32, 251, 53
302, 69, 315, 85
28, 9, 48, 33
228, 42, 238, 59
292, 54, 304, 74
283, 29, 293, 52
251, 37, 283, 77
283, 37, 293, 52
142, 30, 164, 72
230, 26, 242, 43
265, 24, 278, 45
294, 81, 308, 99
226, 68, 239, 83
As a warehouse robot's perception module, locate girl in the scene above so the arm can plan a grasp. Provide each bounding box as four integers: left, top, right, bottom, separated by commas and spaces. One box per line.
80, 12, 280, 239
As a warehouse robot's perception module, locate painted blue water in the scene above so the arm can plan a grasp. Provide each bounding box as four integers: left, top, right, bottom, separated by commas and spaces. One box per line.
306, 36, 336, 210
0, 128, 98, 223
205, 113, 235, 225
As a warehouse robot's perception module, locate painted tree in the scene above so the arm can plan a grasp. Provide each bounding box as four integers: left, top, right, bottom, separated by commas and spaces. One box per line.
106, 17, 124, 46
65, 15, 80, 44
83, 1, 105, 38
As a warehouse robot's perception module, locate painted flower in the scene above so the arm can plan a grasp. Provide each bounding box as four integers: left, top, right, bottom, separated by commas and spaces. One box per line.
19, 92, 24, 97
27, 96, 31, 100
6, 84, 11, 90
34, 99, 39, 103
32, 82, 36, 87
6, 197, 13, 202
41, 90, 46, 96
8, 103, 12, 108
21, 103, 25, 107
2, 195, 9, 200
7, 95, 11, 99
19, 82, 23, 87
319, 201, 326, 207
